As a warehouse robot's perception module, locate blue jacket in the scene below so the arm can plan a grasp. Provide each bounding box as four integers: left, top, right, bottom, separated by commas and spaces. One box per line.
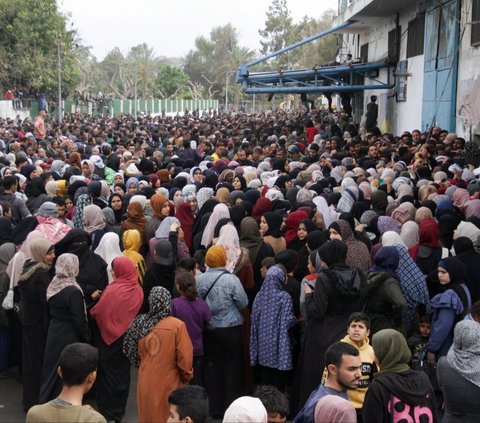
196, 268, 247, 328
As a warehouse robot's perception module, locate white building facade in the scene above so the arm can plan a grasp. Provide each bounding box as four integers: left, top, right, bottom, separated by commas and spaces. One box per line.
335, 0, 480, 141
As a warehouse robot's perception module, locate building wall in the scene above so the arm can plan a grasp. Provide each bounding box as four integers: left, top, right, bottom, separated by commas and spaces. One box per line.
456, 0, 480, 141
342, 6, 426, 134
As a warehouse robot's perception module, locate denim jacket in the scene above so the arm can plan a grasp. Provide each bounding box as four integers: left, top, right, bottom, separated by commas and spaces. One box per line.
196, 268, 248, 328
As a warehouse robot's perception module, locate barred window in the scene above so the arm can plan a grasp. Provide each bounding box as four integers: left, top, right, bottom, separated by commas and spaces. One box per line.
407, 13, 425, 58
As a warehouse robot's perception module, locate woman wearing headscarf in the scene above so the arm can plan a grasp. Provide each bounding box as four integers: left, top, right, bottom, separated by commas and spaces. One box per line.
437, 320, 480, 422
196, 187, 214, 210
196, 245, 248, 416
94, 232, 123, 283
54, 229, 108, 308
453, 237, 480, 303
0, 216, 12, 246
438, 214, 458, 250
18, 238, 55, 411
73, 193, 91, 229
122, 229, 147, 286
363, 329, 438, 423
90, 256, 143, 422
427, 257, 472, 362
215, 186, 231, 207
294, 240, 367, 412
329, 219, 372, 273
408, 218, 444, 276
0, 243, 15, 378
240, 217, 275, 306
365, 246, 407, 336
121, 201, 148, 250
175, 202, 195, 249
294, 230, 328, 283
400, 220, 419, 248
201, 203, 230, 248
289, 218, 317, 252
25, 177, 51, 215
145, 193, 169, 242
415, 206, 433, 224
314, 395, 357, 423
252, 197, 272, 222
453, 221, 480, 253
382, 235, 431, 333
260, 211, 287, 255
39, 254, 90, 403
313, 195, 340, 229
250, 265, 296, 391
370, 190, 388, 215
123, 287, 193, 423
154, 216, 189, 261
82, 204, 106, 251
284, 210, 309, 247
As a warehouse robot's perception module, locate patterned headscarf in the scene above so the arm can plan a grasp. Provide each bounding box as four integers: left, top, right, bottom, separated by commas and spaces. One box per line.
46, 253, 82, 301
73, 194, 91, 229
122, 286, 172, 366
447, 320, 480, 388
250, 265, 296, 371
197, 187, 214, 210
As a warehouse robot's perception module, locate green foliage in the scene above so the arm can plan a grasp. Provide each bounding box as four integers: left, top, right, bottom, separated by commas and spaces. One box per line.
154, 65, 189, 98
0, 0, 80, 94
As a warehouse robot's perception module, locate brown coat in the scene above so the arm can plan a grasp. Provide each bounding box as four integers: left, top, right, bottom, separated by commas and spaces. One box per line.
136, 316, 193, 423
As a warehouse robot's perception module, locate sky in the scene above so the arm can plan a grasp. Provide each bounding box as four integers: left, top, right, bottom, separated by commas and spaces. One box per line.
58, 0, 338, 60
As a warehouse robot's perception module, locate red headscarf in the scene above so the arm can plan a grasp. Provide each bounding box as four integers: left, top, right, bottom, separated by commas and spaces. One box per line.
175, 202, 195, 248
90, 256, 144, 345
284, 210, 309, 246
408, 217, 441, 260
252, 197, 272, 222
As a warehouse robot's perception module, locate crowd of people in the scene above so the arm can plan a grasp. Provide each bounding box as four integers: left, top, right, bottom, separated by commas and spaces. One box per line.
0, 105, 480, 423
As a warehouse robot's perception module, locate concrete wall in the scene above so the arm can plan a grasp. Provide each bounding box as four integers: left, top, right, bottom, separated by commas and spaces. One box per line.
0, 100, 30, 120
456, 0, 480, 141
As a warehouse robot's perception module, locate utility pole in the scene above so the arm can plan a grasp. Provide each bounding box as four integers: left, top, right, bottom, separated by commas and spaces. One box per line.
225, 71, 230, 113
57, 36, 62, 123
134, 62, 138, 118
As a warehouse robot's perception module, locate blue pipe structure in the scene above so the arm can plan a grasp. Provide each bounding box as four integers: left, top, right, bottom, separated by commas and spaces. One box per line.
236, 19, 394, 94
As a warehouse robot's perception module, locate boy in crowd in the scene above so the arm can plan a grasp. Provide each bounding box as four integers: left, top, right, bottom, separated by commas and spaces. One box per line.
26, 343, 105, 423
339, 312, 377, 419
167, 385, 209, 423
255, 385, 289, 423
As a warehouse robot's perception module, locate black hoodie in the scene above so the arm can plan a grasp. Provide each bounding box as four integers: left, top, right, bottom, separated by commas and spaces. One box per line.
363, 369, 438, 423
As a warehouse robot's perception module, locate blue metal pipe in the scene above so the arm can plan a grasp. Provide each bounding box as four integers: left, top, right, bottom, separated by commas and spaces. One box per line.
241, 20, 355, 70
237, 61, 389, 83
243, 85, 394, 94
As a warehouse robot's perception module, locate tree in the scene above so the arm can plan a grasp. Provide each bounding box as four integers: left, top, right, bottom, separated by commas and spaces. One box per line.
258, 0, 295, 68
127, 43, 159, 98
0, 0, 80, 95
258, 1, 339, 70
154, 65, 190, 98
184, 24, 240, 99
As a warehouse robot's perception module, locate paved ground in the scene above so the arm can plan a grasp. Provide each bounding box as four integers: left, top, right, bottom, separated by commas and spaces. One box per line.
0, 367, 139, 422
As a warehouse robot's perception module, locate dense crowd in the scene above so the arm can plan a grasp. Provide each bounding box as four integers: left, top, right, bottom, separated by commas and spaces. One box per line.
1, 106, 480, 423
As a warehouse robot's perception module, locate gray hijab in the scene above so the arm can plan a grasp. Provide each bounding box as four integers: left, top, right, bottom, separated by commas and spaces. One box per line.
447, 320, 480, 388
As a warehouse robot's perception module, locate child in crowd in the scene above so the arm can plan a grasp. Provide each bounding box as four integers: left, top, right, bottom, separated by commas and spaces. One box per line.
171, 272, 212, 386
299, 250, 319, 322
408, 314, 437, 390
322, 312, 376, 420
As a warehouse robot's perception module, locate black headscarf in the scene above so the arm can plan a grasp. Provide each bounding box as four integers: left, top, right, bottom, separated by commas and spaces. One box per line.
54, 228, 108, 304
317, 239, 348, 267
11, 216, 38, 246
0, 217, 13, 246
438, 257, 467, 285
306, 230, 328, 251
191, 198, 219, 238
263, 211, 283, 238
439, 214, 458, 250
108, 194, 125, 224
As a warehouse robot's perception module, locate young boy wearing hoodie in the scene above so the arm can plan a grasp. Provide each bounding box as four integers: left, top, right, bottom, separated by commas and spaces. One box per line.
321, 312, 376, 420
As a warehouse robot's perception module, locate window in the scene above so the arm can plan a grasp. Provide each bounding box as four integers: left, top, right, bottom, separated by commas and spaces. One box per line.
472, 0, 480, 46
407, 13, 425, 58
360, 43, 369, 63
388, 27, 401, 64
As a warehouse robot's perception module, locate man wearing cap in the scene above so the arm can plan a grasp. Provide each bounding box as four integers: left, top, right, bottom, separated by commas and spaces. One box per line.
34, 110, 47, 141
